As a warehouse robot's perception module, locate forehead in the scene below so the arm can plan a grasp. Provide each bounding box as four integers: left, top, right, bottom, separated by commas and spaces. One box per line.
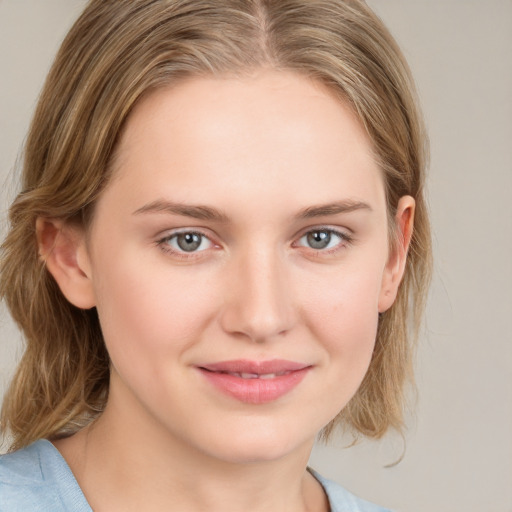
106, 70, 385, 216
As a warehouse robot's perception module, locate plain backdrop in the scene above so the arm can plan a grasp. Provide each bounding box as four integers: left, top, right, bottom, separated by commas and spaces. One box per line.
0, 1, 511, 511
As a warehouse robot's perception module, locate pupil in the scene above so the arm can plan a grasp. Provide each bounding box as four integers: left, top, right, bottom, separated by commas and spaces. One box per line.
307, 231, 330, 249
177, 233, 201, 252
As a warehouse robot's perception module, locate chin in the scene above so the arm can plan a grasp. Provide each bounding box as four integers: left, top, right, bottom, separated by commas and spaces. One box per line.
196, 420, 317, 465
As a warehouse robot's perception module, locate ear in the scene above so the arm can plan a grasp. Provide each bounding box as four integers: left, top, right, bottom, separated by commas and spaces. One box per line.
36, 218, 96, 309
378, 196, 415, 313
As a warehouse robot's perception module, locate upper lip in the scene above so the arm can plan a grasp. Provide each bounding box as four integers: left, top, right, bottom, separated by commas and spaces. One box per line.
198, 359, 310, 375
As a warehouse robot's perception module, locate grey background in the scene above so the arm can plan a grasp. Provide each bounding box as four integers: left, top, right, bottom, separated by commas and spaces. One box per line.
1, 1, 511, 511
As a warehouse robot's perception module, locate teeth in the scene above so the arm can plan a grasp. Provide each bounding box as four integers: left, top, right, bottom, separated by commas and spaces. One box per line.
227, 371, 290, 379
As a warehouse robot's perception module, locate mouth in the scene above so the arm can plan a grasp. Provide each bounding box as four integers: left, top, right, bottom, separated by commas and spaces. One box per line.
197, 359, 311, 404
206, 370, 294, 380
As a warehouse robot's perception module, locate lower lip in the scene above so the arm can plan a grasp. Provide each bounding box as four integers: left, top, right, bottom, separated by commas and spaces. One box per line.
198, 368, 310, 404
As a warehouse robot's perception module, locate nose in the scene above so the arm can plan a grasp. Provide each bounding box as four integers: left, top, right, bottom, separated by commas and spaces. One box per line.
219, 248, 297, 343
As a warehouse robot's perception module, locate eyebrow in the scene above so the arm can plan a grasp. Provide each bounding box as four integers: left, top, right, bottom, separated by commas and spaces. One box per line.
296, 200, 372, 219
133, 198, 372, 222
133, 200, 229, 222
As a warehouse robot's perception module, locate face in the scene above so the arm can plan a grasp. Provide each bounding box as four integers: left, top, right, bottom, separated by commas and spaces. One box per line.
57, 70, 411, 464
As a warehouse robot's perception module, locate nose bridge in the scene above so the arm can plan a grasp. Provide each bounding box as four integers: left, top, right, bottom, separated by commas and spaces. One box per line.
221, 244, 295, 342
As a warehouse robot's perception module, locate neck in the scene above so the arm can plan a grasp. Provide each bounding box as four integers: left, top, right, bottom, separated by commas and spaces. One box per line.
54, 394, 328, 512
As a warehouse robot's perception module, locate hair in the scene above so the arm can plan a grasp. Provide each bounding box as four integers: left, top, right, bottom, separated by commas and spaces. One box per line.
1, 0, 431, 451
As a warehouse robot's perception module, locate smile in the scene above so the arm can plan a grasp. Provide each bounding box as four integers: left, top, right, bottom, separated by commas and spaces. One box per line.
219, 371, 292, 379
197, 360, 311, 404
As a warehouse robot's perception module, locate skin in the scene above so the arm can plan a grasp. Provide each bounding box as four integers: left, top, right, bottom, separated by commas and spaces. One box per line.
39, 70, 414, 512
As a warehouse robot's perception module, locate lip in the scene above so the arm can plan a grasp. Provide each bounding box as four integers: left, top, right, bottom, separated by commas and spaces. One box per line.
197, 359, 311, 404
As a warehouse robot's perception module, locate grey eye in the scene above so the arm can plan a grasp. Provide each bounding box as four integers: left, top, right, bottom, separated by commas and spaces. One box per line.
297, 229, 345, 250
168, 232, 211, 252
306, 230, 332, 249
177, 233, 201, 251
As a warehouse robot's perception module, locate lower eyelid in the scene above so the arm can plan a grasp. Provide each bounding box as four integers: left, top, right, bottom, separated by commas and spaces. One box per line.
156, 227, 352, 258
157, 230, 215, 254
295, 228, 352, 248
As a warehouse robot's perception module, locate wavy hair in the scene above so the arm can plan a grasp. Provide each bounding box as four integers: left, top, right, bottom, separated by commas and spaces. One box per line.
1, 0, 431, 450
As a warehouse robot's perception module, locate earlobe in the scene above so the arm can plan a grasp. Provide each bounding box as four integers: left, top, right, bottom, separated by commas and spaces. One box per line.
378, 196, 415, 313
36, 218, 96, 309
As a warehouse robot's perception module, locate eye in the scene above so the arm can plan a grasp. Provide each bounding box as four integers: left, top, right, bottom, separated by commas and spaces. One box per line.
296, 228, 350, 251
162, 231, 213, 253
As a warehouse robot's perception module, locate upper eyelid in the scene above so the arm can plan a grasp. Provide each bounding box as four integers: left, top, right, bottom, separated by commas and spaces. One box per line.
158, 227, 216, 241
292, 226, 354, 251
156, 225, 353, 247
156, 228, 218, 249
157, 230, 216, 258
293, 225, 353, 240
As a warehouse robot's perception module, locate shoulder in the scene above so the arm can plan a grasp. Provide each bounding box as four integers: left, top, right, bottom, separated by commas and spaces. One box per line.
0, 439, 49, 486
311, 469, 393, 512
0, 440, 91, 512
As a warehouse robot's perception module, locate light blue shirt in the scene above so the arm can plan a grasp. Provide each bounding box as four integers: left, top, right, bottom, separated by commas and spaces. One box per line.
0, 440, 391, 511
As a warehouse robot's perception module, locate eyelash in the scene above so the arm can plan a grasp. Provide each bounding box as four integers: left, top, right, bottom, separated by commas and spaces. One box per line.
294, 228, 353, 255
157, 230, 216, 259
156, 227, 353, 259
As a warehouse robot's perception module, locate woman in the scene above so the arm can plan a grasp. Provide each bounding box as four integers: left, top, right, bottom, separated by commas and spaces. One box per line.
0, 1, 431, 510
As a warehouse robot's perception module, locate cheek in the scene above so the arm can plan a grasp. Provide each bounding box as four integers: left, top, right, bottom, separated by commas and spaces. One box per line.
91, 256, 220, 372
299, 266, 382, 380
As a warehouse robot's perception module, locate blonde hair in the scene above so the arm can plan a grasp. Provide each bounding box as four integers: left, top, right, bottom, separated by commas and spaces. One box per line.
1, 0, 431, 451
